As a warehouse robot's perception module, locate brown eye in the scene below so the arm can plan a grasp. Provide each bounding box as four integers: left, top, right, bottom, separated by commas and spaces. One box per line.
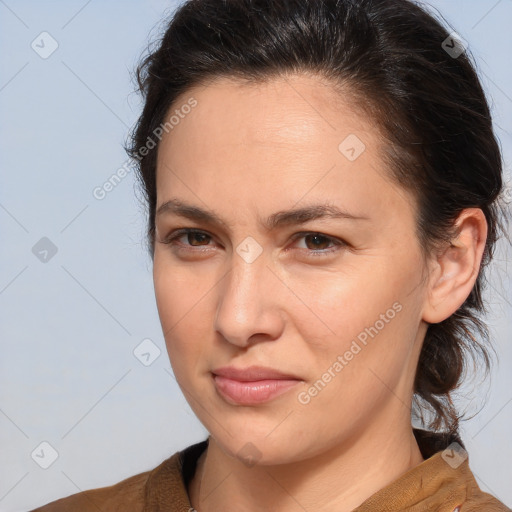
302, 233, 333, 250
185, 231, 211, 246
161, 229, 214, 248
291, 232, 346, 257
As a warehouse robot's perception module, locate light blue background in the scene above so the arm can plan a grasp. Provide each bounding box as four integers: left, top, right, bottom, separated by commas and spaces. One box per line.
1, 1, 511, 510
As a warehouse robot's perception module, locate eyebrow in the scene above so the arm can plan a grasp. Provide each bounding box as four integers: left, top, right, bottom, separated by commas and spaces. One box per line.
155, 198, 370, 231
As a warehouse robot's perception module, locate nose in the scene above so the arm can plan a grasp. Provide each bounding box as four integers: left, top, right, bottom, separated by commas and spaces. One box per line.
214, 250, 285, 348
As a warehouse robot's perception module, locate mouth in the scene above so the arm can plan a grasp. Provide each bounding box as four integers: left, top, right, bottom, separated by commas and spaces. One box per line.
212, 375, 301, 405
211, 365, 302, 405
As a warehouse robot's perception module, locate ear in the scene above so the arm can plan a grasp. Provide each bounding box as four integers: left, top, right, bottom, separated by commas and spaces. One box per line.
422, 208, 488, 324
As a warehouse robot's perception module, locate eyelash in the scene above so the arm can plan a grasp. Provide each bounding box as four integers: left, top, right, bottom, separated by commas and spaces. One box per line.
159, 228, 346, 257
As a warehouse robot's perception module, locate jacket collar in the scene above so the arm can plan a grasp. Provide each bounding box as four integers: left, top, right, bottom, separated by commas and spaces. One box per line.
142, 429, 473, 511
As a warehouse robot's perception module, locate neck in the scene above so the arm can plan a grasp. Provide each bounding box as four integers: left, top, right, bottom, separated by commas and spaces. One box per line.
189, 417, 424, 512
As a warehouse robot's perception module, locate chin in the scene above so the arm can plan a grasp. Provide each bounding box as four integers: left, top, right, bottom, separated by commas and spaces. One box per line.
208, 427, 318, 467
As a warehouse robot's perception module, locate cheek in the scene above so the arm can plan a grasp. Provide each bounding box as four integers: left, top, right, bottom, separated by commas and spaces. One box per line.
153, 251, 214, 327
286, 256, 421, 377
282, 264, 403, 342
153, 260, 210, 371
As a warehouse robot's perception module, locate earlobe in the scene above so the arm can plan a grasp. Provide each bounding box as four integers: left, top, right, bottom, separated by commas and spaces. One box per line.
422, 208, 488, 324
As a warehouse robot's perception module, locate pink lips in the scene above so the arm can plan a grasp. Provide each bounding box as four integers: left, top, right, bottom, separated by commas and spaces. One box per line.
212, 365, 302, 405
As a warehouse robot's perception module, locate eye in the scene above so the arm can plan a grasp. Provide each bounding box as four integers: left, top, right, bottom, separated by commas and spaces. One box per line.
289, 231, 346, 256
159, 228, 346, 257
160, 229, 215, 250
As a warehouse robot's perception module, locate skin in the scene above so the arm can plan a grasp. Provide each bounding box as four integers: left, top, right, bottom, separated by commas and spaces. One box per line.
152, 73, 487, 512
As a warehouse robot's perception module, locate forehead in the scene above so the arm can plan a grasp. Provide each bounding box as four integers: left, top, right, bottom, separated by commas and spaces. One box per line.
163, 73, 369, 148
154, 73, 413, 229
157, 73, 377, 178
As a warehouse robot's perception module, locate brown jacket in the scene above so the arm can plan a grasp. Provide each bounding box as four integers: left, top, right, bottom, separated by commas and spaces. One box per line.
30, 429, 510, 511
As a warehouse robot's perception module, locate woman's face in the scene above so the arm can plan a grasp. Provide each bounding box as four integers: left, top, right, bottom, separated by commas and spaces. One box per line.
153, 73, 430, 464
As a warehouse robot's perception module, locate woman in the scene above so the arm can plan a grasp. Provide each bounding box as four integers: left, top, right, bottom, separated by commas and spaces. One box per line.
31, 0, 510, 510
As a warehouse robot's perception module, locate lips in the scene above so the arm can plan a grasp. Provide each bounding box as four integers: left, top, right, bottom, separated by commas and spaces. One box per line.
211, 365, 302, 405
212, 365, 301, 381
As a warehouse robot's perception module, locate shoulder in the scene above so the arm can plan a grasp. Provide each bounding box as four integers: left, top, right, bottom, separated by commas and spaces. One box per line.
462, 498, 511, 511
28, 439, 208, 512
459, 459, 510, 511
461, 486, 511, 511
28, 452, 180, 512
413, 429, 510, 511
28, 470, 151, 512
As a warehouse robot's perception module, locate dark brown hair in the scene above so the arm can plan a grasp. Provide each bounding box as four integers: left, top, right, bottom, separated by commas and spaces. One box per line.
125, 0, 508, 435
